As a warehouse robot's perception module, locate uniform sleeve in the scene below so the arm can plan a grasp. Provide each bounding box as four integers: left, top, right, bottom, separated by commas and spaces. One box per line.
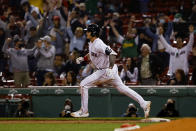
95, 41, 117, 55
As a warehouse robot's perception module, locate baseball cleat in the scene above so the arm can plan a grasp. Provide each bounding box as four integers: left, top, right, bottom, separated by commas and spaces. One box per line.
71, 110, 89, 117
144, 101, 151, 118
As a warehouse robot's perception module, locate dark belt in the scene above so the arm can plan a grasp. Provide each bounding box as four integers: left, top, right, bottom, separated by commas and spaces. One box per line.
96, 67, 108, 70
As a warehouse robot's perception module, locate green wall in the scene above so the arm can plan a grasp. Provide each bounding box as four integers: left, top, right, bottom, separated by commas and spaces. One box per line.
0, 86, 196, 117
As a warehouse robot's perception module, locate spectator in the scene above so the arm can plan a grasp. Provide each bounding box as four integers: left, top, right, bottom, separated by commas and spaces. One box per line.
145, 18, 173, 48
157, 99, 179, 117
24, 7, 42, 30
159, 25, 194, 76
110, 21, 139, 58
0, 28, 6, 72
69, 7, 86, 33
6, 15, 21, 38
137, 44, 164, 85
79, 3, 88, 16
168, 69, 187, 85
76, 64, 94, 84
189, 5, 196, 22
14, 100, 34, 117
34, 36, 56, 86
63, 71, 77, 86
21, 0, 41, 22
50, 15, 67, 55
173, 13, 185, 23
63, 51, 80, 75
122, 103, 138, 117
54, 54, 66, 76
59, 98, 73, 117
144, 20, 173, 68
2, 37, 37, 88
120, 58, 138, 83
100, 13, 123, 43
67, 13, 86, 52
26, 25, 44, 73
190, 46, 196, 85
43, 72, 56, 86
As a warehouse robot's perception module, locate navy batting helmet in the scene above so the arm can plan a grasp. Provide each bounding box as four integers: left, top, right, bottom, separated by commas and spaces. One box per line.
84, 24, 100, 37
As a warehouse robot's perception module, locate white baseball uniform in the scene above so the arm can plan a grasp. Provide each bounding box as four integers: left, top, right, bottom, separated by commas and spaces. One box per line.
80, 38, 148, 113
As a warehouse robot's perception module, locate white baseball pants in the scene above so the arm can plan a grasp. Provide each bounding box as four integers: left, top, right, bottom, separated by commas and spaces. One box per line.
80, 64, 148, 113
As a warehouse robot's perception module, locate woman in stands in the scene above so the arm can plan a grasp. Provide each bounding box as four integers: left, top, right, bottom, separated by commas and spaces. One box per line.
43, 72, 56, 86
168, 69, 187, 85
120, 58, 138, 83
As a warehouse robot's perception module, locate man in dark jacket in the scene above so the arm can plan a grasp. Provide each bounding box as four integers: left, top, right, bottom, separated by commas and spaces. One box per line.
137, 44, 164, 85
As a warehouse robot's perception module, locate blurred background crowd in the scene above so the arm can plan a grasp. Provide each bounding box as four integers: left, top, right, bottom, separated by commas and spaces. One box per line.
0, 0, 196, 87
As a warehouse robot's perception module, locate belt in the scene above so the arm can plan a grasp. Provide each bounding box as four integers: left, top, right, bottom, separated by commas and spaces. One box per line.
96, 67, 108, 70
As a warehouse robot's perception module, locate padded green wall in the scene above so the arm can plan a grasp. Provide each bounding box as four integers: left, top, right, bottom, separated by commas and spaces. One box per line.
1, 87, 196, 117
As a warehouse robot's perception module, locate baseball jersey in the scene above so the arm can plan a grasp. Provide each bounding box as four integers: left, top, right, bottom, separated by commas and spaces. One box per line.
159, 33, 194, 75
88, 38, 117, 69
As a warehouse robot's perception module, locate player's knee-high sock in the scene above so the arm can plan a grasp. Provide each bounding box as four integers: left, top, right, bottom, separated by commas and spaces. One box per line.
115, 83, 147, 109
81, 86, 89, 113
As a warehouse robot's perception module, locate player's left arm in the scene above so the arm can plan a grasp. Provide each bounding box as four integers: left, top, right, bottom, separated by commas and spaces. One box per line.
105, 47, 117, 69
109, 54, 116, 69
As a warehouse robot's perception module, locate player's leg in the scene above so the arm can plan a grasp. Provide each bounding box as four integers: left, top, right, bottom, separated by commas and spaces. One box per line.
109, 67, 151, 118
71, 70, 106, 117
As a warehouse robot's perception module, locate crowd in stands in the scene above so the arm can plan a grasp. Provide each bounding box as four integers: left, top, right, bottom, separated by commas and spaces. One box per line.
0, 0, 196, 87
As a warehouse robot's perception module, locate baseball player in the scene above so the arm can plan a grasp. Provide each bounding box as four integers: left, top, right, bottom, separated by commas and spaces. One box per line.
71, 24, 151, 118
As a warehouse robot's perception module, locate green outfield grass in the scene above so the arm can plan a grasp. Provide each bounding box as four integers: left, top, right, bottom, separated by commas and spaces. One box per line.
0, 123, 153, 131
0, 117, 156, 131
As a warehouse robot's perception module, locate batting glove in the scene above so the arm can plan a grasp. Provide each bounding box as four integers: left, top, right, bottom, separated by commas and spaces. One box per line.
76, 57, 84, 64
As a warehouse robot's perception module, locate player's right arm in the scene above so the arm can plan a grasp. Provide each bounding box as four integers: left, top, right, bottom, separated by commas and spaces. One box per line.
84, 53, 90, 61
76, 53, 90, 64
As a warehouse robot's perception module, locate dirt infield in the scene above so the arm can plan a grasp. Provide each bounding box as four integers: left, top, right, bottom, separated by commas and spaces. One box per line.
136, 118, 196, 131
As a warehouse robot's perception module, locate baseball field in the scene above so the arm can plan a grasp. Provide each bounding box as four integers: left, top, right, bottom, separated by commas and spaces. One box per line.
0, 117, 196, 131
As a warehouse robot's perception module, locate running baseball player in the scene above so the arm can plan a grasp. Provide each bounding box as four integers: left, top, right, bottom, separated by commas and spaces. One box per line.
71, 24, 151, 118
